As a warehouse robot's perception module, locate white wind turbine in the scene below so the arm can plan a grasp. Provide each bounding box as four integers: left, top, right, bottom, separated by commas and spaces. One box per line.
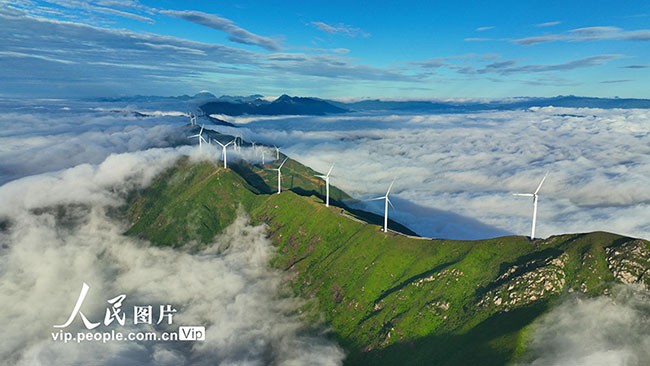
235, 134, 242, 151
316, 163, 334, 207
513, 172, 548, 239
214, 138, 236, 168
188, 124, 207, 149
273, 145, 280, 160
370, 180, 395, 233
272, 157, 289, 194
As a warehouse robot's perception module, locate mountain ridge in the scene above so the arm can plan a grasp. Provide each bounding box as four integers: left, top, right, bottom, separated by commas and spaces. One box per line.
123, 155, 650, 365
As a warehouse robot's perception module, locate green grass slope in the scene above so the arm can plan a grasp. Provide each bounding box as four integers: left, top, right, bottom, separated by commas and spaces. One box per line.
124, 157, 650, 365
125, 158, 258, 246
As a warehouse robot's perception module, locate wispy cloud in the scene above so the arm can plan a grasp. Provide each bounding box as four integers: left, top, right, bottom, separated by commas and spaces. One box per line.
0, 9, 415, 98
265, 53, 413, 82
15, 0, 155, 23
464, 37, 506, 42
470, 54, 622, 75
514, 26, 650, 45
0, 51, 77, 65
311, 21, 370, 38
535, 21, 561, 28
622, 64, 650, 69
415, 53, 621, 76
601, 79, 631, 84
160, 10, 281, 51
476, 26, 495, 32
0, 9, 265, 96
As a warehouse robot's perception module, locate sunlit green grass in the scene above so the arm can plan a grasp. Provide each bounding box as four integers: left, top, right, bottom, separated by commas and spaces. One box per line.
124, 157, 647, 365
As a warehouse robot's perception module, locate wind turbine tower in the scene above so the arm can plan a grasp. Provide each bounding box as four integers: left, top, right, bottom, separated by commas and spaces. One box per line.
235, 134, 242, 151
215, 139, 236, 168
513, 172, 548, 239
188, 124, 207, 150
371, 180, 395, 232
316, 164, 334, 207
273, 157, 289, 194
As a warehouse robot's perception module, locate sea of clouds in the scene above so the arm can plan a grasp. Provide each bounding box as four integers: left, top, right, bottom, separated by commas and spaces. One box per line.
211, 107, 650, 240
0, 101, 344, 365
521, 285, 650, 366
1, 98, 649, 365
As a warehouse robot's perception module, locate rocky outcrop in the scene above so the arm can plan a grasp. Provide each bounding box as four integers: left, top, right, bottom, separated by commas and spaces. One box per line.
606, 240, 650, 288
477, 254, 568, 311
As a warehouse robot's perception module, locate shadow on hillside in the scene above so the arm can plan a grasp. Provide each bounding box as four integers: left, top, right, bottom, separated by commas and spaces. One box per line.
350, 196, 513, 240
231, 163, 272, 194
346, 303, 548, 366
230, 159, 509, 240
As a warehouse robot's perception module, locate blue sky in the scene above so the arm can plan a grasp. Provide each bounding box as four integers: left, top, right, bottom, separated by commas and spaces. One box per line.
1, 0, 649, 99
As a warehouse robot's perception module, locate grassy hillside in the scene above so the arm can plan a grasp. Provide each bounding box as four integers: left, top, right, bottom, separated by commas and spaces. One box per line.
124, 157, 650, 365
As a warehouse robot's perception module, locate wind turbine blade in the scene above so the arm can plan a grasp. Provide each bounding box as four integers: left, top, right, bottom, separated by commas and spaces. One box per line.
534, 172, 549, 195
386, 179, 395, 195
326, 163, 334, 177
199, 124, 204, 135
513, 193, 534, 197
215, 140, 225, 148
368, 196, 385, 201
387, 197, 395, 209
188, 134, 199, 138
315, 175, 327, 180
279, 157, 289, 169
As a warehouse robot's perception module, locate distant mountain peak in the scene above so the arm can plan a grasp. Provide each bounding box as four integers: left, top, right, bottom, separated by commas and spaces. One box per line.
193, 91, 216, 98
201, 94, 347, 116
274, 94, 294, 103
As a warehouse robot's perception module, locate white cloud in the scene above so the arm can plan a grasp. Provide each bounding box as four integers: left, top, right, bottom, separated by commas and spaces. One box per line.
8, 0, 155, 23
311, 21, 370, 38
521, 285, 650, 366
0, 8, 414, 97
534, 21, 561, 28
416, 53, 622, 76
515, 26, 650, 45
0, 100, 194, 184
0, 9, 260, 97
0, 147, 344, 365
221, 107, 650, 240
159, 10, 281, 51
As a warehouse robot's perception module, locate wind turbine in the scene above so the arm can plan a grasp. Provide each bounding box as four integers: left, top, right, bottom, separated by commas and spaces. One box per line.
235, 134, 242, 151
261, 150, 266, 165
370, 180, 395, 233
214, 138, 236, 168
188, 124, 207, 149
316, 163, 334, 207
513, 172, 548, 239
273, 145, 280, 160
272, 157, 289, 194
